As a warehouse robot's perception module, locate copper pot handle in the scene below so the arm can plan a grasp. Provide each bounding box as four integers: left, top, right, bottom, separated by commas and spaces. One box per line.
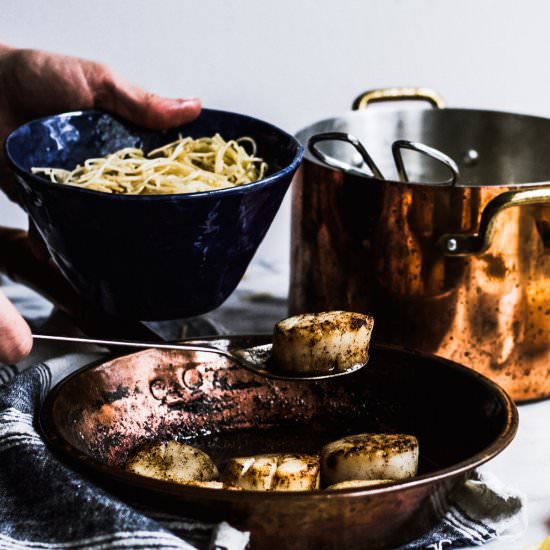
352, 87, 445, 110
308, 132, 385, 179
439, 186, 550, 256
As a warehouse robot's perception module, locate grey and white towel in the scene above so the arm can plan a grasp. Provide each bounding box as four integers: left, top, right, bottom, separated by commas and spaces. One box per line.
396, 470, 526, 549
0, 353, 526, 550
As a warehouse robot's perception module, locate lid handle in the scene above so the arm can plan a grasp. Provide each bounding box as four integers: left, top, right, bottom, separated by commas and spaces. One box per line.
352, 87, 445, 110
308, 132, 384, 180
392, 140, 460, 186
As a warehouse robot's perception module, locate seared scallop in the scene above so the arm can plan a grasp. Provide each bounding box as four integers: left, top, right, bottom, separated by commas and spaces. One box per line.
272, 455, 321, 491
272, 311, 374, 373
222, 455, 276, 491
125, 440, 219, 485
222, 454, 320, 491
321, 433, 418, 486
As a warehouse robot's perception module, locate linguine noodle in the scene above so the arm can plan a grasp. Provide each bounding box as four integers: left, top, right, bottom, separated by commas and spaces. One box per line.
32, 134, 268, 195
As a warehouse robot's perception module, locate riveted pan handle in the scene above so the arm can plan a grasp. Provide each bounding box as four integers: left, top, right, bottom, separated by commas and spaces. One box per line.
352, 87, 445, 111
439, 187, 550, 256
308, 132, 385, 180
392, 140, 460, 186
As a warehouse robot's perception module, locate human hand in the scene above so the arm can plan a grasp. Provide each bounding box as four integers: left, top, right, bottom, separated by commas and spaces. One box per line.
0, 44, 202, 362
0, 43, 201, 201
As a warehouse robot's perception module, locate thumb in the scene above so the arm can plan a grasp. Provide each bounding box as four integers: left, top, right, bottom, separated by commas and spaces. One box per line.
92, 66, 201, 129
0, 289, 32, 364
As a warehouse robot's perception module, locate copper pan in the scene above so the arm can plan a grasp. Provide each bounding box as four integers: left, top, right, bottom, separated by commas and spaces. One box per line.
291, 87, 550, 402
40, 335, 517, 549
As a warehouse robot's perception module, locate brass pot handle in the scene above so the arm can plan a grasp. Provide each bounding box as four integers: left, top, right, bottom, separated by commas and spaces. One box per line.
308, 132, 384, 180
352, 87, 445, 111
439, 186, 550, 256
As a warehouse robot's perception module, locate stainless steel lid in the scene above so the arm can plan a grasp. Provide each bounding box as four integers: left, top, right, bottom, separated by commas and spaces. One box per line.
297, 96, 550, 188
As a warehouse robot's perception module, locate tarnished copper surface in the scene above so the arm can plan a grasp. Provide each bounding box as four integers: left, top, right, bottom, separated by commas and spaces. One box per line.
40, 336, 517, 549
290, 160, 550, 401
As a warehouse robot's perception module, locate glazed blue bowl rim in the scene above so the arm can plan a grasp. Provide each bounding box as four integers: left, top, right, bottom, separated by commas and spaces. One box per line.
4, 108, 304, 201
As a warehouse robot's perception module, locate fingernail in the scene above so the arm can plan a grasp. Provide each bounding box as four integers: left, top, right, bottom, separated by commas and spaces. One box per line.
176, 97, 201, 105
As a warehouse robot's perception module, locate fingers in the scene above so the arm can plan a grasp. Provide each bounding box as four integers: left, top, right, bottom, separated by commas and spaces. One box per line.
90, 64, 201, 129
0, 289, 32, 364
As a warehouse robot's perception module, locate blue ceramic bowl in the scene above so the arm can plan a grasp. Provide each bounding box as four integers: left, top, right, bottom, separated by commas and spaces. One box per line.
5, 109, 303, 320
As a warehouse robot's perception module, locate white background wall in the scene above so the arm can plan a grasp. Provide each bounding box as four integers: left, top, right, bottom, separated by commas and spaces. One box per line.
2, 0, 550, 265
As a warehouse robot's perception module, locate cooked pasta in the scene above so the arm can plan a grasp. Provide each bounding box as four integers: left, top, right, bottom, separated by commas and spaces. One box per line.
31, 134, 268, 195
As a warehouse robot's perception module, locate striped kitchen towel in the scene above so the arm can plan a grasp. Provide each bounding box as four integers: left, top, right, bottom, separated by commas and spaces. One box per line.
0, 353, 249, 550
0, 353, 525, 550
397, 470, 526, 549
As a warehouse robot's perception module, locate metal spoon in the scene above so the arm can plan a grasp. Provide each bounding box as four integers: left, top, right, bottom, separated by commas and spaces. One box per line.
32, 334, 368, 381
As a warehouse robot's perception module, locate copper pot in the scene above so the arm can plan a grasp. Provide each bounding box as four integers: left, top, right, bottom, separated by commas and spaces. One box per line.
291, 87, 550, 402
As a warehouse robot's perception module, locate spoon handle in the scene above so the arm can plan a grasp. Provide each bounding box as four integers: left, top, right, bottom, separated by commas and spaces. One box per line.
32, 333, 229, 357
